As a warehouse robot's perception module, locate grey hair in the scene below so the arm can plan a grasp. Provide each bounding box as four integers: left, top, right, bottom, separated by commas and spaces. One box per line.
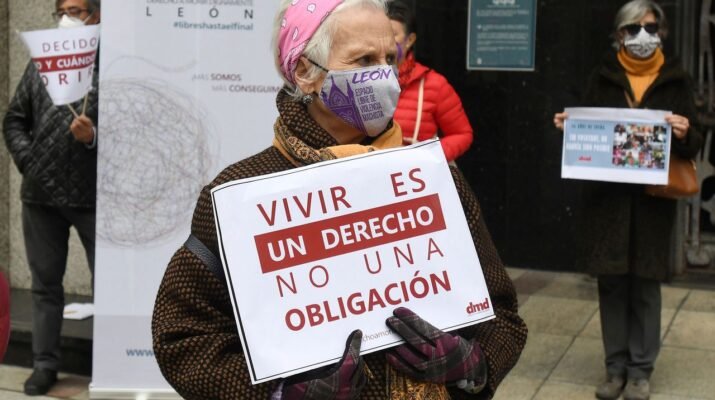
87, 0, 101, 11
612, 0, 668, 48
56, 0, 100, 11
272, 0, 388, 102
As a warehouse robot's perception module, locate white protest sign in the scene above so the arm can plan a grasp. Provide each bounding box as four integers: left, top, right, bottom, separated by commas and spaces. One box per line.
211, 140, 495, 384
562, 107, 672, 185
20, 25, 100, 106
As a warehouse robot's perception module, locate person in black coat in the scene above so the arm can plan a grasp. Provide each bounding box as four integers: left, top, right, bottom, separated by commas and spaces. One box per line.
553, 1, 702, 400
1, 0, 101, 395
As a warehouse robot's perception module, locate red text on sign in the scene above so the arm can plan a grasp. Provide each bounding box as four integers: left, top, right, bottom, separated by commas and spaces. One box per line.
466, 298, 491, 315
284, 270, 452, 331
254, 194, 446, 273
257, 186, 352, 227
33, 50, 96, 73
390, 168, 426, 197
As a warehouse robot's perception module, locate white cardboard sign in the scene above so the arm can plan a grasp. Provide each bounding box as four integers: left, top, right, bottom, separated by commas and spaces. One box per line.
211, 140, 495, 384
20, 25, 100, 106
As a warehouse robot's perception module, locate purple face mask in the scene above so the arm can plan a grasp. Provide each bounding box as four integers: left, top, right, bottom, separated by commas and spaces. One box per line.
314, 62, 401, 137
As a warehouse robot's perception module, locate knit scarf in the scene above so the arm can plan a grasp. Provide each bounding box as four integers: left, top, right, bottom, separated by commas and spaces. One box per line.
272, 90, 404, 165
271, 89, 451, 400
617, 47, 664, 103
273, 118, 403, 165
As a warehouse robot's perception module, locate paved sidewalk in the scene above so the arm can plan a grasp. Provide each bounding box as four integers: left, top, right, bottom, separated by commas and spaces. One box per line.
0, 365, 89, 399
498, 268, 715, 400
1, 267, 713, 399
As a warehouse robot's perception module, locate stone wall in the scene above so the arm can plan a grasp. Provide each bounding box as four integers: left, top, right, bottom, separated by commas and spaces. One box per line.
0, 0, 8, 279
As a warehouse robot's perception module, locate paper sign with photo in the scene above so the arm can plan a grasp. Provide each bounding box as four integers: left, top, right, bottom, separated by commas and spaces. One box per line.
211, 140, 495, 384
562, 107, 672, 185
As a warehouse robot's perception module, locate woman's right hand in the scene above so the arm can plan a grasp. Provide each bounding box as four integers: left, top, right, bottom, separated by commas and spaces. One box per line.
553, 112, 569, 131
279, 330, 367, 400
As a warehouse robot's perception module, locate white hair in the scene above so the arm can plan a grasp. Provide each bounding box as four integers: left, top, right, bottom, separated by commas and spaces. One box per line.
612, 0, 668, 48
272, 0, 388, 101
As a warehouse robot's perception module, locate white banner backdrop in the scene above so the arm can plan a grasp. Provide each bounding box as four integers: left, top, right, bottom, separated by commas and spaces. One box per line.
93, 1, 281, 398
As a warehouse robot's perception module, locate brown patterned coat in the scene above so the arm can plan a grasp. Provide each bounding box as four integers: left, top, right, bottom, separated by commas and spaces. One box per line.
151, 92, 527, 399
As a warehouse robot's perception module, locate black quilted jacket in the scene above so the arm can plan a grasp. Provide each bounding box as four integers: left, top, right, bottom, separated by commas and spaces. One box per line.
3, 61, 99, 208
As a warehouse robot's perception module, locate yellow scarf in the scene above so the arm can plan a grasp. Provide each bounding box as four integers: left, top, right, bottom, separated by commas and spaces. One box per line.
272, 117, 450, 400
273, 118, 404, 166
618, 47, 665, 103
388, 368, 451, 399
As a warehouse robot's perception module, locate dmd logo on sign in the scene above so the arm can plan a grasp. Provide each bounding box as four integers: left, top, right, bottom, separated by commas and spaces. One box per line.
466, 298, 491, 315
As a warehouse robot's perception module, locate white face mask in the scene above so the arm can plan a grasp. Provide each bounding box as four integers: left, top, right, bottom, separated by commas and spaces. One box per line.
58, 14, 89, 29
624, 28, 661, 59
315, 63, 401, 137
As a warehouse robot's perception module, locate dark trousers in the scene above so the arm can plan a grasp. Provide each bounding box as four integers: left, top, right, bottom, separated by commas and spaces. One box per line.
22, 203, 95, 371
597, 274, 661, 380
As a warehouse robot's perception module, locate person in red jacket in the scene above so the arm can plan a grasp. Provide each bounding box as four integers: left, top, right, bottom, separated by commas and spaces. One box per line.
388, 0, 473, 162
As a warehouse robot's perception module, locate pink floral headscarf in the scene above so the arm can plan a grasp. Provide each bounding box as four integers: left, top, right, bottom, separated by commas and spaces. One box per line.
278, 0, 344, 84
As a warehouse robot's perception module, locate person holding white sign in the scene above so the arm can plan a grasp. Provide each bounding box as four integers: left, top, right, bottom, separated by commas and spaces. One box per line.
2, 0, 100, 396
553, 1, 702, 400
152, 0, 526, 399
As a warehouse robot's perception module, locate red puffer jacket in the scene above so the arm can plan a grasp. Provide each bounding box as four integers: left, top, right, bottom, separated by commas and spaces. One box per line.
395, 54, 473, 161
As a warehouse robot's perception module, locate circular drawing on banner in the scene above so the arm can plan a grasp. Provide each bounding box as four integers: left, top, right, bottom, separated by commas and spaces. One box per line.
97, 78, 215, 247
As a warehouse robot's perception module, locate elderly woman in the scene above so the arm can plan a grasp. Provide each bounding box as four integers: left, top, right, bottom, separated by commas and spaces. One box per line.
152, 1, 526, 399
554, 1, 702, 400
387, 0, 474, 162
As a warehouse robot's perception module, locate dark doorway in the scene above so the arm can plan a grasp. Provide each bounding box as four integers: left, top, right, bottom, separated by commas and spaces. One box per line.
406, 0, 685, 271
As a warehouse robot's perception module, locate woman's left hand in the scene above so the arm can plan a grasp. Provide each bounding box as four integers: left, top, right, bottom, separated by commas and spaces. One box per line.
666, 114, 690, 140
385, 307, 487, 391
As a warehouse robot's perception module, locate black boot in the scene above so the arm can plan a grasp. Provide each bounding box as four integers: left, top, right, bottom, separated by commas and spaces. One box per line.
23, 368, 58, 396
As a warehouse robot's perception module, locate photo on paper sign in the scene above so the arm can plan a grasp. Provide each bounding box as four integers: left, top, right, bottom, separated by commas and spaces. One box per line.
610, 123, 668, 169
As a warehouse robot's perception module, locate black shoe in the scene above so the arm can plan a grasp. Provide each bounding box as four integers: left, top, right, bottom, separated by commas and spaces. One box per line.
23, 368, 58, 396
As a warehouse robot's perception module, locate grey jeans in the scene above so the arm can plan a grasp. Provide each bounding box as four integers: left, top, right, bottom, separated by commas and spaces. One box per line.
22, 203, 95, 371
597, 274, 661, 380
